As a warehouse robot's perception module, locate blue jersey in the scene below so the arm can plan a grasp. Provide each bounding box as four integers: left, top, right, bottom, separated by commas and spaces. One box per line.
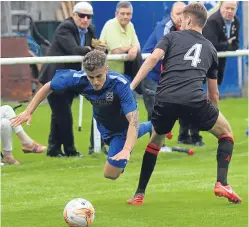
50, 69, 137, 140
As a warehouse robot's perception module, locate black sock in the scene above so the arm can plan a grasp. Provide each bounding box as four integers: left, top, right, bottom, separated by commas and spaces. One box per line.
217, 136, 234, 186
135, 143, 160, 194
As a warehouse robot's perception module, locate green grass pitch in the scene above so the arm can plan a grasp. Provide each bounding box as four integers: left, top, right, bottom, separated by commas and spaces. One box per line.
1, 98, 248, 227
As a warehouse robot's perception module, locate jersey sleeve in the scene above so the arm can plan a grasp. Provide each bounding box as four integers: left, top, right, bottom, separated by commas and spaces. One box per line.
115, 80, 137, 115
154, 34, 171, 53
50, 70, 84, 91
206, 49, 218, 79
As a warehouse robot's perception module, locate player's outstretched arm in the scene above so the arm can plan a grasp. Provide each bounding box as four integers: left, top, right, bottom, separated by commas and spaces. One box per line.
207, 78, 219, 105
130, 48, 164, 90
11, 82, 52, 127
110, 110, 139, 161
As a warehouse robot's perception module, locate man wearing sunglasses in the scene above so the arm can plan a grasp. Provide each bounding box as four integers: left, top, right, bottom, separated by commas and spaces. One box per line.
39, 2, 106, 158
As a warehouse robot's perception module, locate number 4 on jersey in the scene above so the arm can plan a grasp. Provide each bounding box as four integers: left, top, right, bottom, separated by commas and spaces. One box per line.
183, 44, 202, 67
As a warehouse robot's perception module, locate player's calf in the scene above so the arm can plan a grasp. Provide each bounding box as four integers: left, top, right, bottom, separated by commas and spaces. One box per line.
215, 135, 234, 185
209, 112, 234, 185
126, 142, 161, 206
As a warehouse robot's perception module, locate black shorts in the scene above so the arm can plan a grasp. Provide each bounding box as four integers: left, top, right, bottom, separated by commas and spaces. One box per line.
151, 100, 219, 135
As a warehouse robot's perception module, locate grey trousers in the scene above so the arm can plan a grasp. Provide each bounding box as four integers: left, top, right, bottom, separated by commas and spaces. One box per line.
0, 105, 23, 152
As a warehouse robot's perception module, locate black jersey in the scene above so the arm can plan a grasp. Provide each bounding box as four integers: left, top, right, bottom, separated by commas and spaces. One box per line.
155, 30, 218, 105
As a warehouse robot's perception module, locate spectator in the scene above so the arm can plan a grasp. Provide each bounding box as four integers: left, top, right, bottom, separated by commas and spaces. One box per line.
93, 5, 141, 155
100, 1, 140, 76
203, 1, 240, 85
1, 105, 46, 165
142, 2, 205, 147
39, 2, 105, 157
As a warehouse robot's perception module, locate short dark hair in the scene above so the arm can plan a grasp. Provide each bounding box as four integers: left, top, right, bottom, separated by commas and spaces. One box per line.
116, 1, 133, 13
82, 50, 107, 72
183, 3, 207, 28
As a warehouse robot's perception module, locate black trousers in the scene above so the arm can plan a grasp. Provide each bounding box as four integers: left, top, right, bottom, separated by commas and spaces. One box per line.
47, 91, 77, 156
217, 58, 226, 85
178, 118, 202, 142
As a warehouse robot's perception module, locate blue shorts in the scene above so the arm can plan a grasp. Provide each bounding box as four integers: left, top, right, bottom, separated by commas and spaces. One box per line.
107, 135, 128, 169
106, 121, 152, 168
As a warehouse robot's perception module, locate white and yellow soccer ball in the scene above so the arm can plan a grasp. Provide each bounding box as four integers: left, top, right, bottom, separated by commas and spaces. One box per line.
63, 198, 95, 227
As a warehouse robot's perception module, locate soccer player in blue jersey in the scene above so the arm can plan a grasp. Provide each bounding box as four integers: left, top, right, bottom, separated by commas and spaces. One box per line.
11, 50, 152, 180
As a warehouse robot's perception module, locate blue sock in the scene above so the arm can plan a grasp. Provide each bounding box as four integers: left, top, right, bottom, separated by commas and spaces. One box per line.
138, 121, 152, 138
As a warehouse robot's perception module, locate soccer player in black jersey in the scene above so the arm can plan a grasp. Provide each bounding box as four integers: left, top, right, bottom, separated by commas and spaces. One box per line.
127, 3, 242, 205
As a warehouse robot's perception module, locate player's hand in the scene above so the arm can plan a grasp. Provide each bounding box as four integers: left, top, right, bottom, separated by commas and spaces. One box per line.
10, 111, 32, 127
127, 47, 137, 61
228, 36, 236, 45
110, 147, 131, 161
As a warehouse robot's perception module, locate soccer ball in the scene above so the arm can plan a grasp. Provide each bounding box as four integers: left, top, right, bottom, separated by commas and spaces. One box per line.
63, 198, 95, 227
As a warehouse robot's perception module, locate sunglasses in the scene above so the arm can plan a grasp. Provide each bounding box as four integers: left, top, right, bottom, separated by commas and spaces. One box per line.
76, 12, 93, 19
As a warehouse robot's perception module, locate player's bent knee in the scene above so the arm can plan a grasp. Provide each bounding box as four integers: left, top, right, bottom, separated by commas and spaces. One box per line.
150, 129, 165, 147
1, 118, 11, 129
104, 172, 120, 180
220, 120, 232, 135
221, 130, 233, 138
104, 162, 124, 180
209, 112, 233, 138
2, 105, 12, 113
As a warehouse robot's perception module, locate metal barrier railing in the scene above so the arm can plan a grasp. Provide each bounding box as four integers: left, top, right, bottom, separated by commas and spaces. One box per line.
1, 49, 248, 152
